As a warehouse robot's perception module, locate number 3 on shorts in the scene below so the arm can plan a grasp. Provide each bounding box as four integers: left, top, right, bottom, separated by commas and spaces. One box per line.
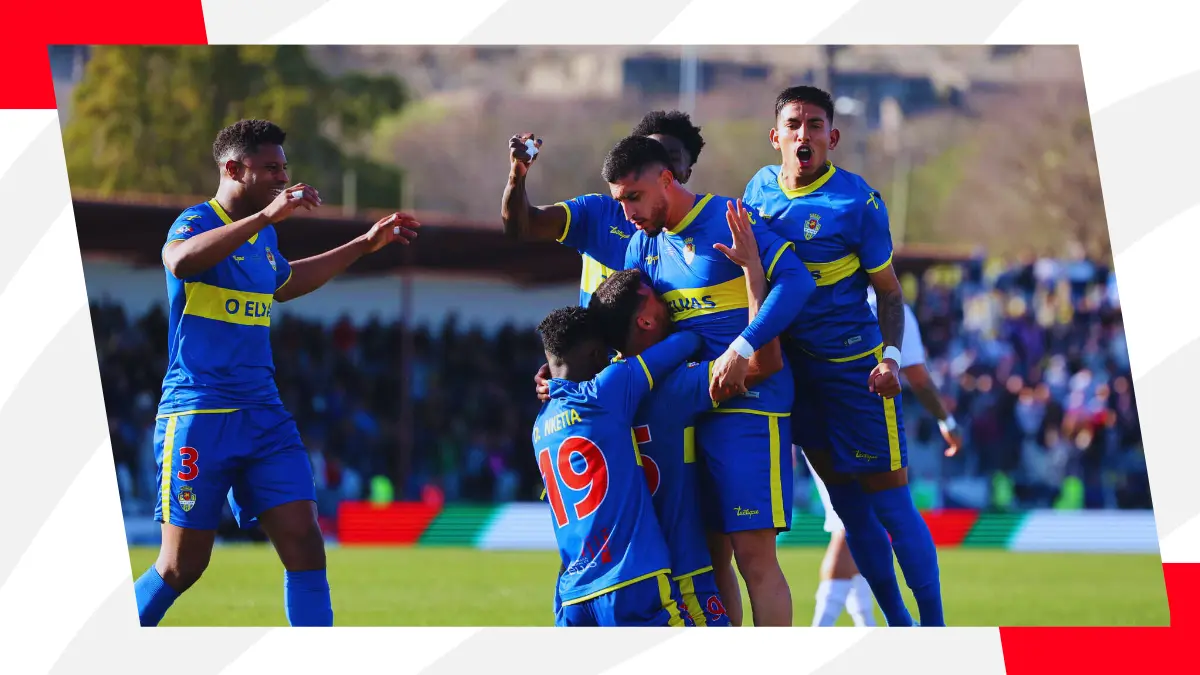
176, 446, 200, 481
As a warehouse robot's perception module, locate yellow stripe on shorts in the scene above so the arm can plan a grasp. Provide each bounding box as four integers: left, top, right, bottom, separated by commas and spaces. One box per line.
657, 574, 686, 627
677, 576, 707, 627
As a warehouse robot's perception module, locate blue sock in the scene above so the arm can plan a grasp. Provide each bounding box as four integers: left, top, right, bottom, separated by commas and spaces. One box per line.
285, 569, 333, 627
869, 486, 945, 627
824, 481, 914, 627
134, 566, 180, 627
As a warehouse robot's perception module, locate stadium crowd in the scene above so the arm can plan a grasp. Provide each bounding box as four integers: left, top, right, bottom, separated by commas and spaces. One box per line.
95, 251, 1149, 527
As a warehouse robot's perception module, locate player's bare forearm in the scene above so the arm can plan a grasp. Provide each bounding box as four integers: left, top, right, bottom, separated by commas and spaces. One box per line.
274, 236, 372, 303
501, 172, 566, 241
743, 255, 781, 388
869, 265, 905, 350
904, 364, 950, 421
164, 212, 270, 279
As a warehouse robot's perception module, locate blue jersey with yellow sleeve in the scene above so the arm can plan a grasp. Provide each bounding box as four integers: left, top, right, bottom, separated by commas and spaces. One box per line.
536, 330, 701, 606
631, 358, 718, 580
157, 199, 293, 415
623, 193, 812, 415
555, 193, 639, 307
743, 163, 893, 360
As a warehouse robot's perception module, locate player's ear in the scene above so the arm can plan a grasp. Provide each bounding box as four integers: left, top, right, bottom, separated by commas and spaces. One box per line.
769, 127, 781, 151
223, 159, 242, 181
829, 128, 840, 150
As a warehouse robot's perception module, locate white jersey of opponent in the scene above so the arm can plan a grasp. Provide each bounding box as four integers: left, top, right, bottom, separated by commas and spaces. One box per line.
808, 288, 927, 533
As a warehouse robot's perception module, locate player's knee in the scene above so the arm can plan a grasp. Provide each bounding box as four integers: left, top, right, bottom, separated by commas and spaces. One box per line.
858, 467, 908, 493
156, 553, 210, 592
729, 530, 783, 586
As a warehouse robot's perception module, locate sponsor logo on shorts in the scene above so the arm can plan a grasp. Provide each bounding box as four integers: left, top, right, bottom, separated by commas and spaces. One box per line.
177, 485, 197, 512
855, 450, 879, 461
734, 506, 759, 517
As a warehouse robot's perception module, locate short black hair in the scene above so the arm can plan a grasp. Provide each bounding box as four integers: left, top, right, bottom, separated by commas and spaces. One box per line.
212, 119, 287, 165
601, 135, 675, 184
537, 306, 598, 360
587, 269, 645, 353
775, 86, 835, 124
631, 110, 706, 168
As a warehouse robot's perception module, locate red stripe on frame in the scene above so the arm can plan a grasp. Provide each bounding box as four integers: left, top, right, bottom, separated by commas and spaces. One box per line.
0, 2, 208, 109
1000, 562, 1197, 674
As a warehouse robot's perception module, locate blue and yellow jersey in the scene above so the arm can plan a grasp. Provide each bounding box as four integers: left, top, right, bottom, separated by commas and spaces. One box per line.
623, 193, 801, 415
630, 358, 718, 581
157, 199, 293, 415
536, 331, 700, 606
555, 193, 638, 307
743, 163, 894, 361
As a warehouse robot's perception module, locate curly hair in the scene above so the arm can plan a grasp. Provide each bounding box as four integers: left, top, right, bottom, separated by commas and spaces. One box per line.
537, 306, 599, 360
630, 110, 705, 168
587, 269, 645, 353
212, 119, 287, 165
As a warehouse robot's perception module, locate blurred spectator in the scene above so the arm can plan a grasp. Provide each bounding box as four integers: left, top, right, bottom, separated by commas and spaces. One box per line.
95, 249, 1149, 522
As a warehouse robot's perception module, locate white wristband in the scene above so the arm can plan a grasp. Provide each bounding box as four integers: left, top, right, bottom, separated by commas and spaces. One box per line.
882, 345, 902, 367
730, 336, 754, 360
939, 415, 958, 433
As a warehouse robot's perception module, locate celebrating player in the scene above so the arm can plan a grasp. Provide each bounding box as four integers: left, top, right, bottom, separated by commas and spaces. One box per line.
534, 306, 700, 627
502, 109, 707, 307
136, 119, 419, 627
583, 198, 784, 627
742, 85, 945, 627
805, 288, 962, 627
601, 134, 815, 626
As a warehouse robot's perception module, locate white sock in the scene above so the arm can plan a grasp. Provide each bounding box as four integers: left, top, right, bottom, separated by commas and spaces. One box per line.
845, 574, 878, 627
813, 579, 852, 627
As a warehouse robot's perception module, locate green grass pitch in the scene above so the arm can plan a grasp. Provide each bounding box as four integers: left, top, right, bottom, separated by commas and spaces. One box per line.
128, 545, 1170, 627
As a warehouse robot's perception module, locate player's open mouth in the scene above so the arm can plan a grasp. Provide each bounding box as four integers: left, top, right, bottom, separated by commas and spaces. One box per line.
797, 145, 814, 165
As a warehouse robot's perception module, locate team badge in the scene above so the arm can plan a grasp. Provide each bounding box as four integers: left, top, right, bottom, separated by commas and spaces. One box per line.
265, 247, 277, 271
803, 213, 822, 240
175, 225, 193, 235
683, 237, 696, 265
177, 485, 197, 512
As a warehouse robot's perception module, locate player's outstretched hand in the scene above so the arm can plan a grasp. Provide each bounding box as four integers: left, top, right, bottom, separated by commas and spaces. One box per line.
868, 358, 902, 399
941, 426, 963, 457
715, 199, 760, 270
509, 133, 542, 177
710, 348, 750, 401
262, 183, 321, 222
534, 363, 551, 402
363, 212, 420, 253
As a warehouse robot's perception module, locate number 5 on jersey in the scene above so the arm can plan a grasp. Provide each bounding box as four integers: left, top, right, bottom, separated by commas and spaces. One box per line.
633, 425, 661, 496
539, 437, 609, 528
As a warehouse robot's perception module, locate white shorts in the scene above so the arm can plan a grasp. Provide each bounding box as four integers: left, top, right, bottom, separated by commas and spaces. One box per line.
801, 447, 844, 533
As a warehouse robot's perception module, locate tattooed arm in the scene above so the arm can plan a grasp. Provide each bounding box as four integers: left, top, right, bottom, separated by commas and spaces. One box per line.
870, 265, 906, 352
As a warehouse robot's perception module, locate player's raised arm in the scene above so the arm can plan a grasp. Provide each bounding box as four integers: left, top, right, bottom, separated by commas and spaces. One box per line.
859, 190, 904, 399
714, 199, 784, 397
275, 211, 420, 303
164, 185, 320, 279
710, 201, 813, 397
501, 133, 570, 241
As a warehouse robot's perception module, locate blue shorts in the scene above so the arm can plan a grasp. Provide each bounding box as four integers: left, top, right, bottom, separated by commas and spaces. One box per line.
153, 406, 316, 530
696, 412, 793, 534
789, 344, 908, 475
677, 570, 731, 627
555, 573, 690, 627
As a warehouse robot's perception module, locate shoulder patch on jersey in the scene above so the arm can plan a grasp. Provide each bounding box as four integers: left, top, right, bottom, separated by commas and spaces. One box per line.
687, 361, 700, 368
175, 225, 193, 235
866, 190, 883, 210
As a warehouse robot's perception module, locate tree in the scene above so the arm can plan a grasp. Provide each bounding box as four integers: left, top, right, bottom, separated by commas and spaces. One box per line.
63, 46, 409, 209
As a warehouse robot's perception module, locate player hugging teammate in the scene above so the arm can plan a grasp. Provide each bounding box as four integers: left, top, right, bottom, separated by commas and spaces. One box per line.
514, 86, 948, 628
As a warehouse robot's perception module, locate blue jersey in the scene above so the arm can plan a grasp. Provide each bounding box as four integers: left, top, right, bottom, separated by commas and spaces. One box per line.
536, 331, 701, 606
158, 199, 293, 415
743, 163, 894, 360
623, 193, 812, 415
630, 358, 717, 580
556, 193, 638, 307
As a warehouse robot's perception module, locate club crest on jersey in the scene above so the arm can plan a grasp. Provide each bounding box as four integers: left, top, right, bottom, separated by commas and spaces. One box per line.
683, 237, 696, 264
177, 485, 197, 512
803, 213, 822, 240
265, 247, 277, 271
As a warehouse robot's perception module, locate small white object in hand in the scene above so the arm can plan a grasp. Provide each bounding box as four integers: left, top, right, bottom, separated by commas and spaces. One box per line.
393, 225, 400, 235
525, 139, 539, 158
290, 190, 304, 200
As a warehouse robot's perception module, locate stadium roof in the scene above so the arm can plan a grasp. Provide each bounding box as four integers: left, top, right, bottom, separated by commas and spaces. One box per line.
72, 192, 979, 284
